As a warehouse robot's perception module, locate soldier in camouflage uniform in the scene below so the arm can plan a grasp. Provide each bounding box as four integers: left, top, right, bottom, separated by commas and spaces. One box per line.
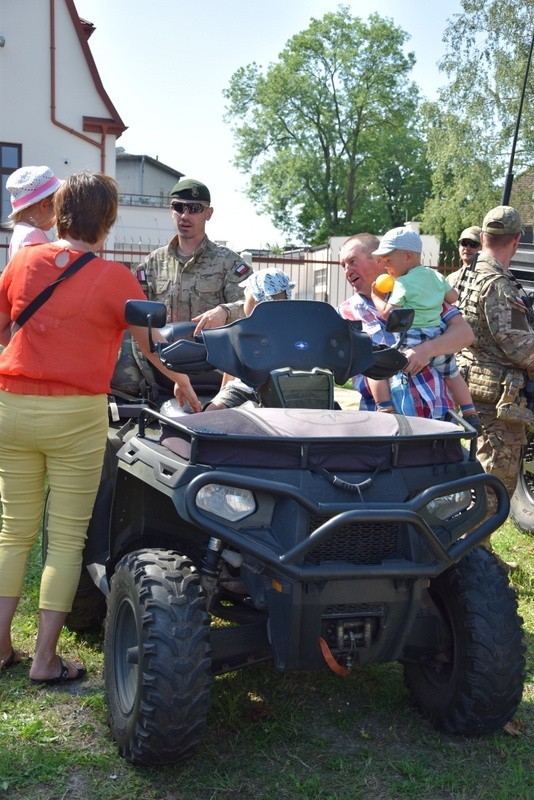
118, 178, 253, 403
134, 178, 252, 330
454, 206, 534, 516
448, 226, 482, 288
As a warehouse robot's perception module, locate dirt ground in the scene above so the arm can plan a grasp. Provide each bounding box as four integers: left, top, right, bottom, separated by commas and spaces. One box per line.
334, 386, 361, 409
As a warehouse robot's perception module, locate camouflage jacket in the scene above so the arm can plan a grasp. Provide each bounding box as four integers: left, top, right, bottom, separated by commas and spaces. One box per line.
455, 253, 534, 378
133, 235, 252, 323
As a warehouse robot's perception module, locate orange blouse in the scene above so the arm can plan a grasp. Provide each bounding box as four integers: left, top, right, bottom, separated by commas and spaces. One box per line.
0, 243, 146, 395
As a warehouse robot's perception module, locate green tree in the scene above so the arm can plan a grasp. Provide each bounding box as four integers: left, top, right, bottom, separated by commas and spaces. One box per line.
224, 6, 431, 245
420, 104, 500, 247
421, 0, 533, 249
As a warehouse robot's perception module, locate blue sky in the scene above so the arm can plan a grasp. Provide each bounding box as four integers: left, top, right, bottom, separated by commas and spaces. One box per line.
74, 0, 463, 250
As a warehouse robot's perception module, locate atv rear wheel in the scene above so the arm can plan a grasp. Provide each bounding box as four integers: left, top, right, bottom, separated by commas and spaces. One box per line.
403, 547, 525, 735
510, 432, 534, 533
104, 548, 212, 765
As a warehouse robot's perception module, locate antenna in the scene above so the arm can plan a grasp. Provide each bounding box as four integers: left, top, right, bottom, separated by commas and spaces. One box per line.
502, 31, 534, 205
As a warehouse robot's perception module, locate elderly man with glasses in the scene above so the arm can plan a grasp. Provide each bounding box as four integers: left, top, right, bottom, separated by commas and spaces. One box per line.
133, 178, 252, 332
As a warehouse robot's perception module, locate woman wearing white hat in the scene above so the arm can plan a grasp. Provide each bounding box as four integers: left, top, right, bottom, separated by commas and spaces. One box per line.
6, 166, 62, 258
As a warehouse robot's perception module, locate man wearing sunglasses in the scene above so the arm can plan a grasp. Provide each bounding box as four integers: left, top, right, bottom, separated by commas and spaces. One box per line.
134, 178, 252, 332
448, 226, 481, 287
458, 226, 482, 268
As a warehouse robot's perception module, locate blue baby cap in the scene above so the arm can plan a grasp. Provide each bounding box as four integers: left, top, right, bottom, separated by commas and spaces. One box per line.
239, 268, 295, 302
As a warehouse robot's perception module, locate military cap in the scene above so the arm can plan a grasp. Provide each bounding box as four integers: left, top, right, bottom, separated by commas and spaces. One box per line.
171, 178, 211, 203
482, 206, 522, 235
458, 226, 481, 244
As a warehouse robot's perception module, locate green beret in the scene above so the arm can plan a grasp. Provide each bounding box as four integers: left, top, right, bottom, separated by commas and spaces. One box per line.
171, 178, 211, 203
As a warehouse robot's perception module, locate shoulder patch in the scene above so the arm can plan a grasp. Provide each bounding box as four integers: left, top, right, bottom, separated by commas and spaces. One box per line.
234, 262, 251, 276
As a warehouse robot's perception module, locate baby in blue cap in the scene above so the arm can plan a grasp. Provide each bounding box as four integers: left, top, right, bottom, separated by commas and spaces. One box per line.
204, 268, 294, 411
239, 267, 294, 305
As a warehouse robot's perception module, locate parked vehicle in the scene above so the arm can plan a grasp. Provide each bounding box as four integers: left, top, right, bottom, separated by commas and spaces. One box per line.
500, 33, 534, 533
508, 241, 534, 533
79, 298, 523, 765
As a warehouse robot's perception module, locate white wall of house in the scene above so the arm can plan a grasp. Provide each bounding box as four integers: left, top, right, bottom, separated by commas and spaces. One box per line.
116, 156, 178, 202
0, 0, 124, 238
112, 154, 181, 256
112, 205, 176, 257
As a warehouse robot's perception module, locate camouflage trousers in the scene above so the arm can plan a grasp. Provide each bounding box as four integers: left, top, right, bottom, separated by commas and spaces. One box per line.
476, 402, 527, 517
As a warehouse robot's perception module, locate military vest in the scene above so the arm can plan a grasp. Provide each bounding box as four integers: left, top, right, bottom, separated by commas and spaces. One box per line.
455, 254, 531, 403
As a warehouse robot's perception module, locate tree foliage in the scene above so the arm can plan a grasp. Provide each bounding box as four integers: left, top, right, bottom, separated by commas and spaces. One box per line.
421, 0, 533, 248
420, 104, 500, 246
224, 7, 431, 245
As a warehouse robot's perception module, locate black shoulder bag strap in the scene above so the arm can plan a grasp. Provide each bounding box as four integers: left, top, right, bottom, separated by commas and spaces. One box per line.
11, 251, 96, 335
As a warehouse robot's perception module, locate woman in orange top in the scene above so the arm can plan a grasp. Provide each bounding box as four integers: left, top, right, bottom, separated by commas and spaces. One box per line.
0, 171, 200, 685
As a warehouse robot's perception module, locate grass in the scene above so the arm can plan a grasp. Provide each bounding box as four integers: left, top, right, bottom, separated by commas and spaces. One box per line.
0, 522, 533, 800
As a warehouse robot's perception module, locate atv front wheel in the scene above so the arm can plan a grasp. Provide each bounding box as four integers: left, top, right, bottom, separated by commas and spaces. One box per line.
510, 432, 534, 533
403, 547, 525, 735
104, 548, 212, 765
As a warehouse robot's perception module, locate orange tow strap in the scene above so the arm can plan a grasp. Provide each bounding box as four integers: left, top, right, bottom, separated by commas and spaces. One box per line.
319, 637, 350, 677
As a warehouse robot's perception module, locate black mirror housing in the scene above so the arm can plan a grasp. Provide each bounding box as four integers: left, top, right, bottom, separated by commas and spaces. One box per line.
125, 300, 167, 328
385, 308, 414, 334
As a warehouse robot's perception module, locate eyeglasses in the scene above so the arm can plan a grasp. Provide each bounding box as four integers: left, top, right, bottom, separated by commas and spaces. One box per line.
459, 239, 479, 248
171, 201, 207, 215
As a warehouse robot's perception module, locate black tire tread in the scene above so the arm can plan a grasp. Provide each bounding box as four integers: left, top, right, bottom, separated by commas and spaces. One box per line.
403, 547, 525, 735
105, 548, 212, 765
510, 432, 534, 534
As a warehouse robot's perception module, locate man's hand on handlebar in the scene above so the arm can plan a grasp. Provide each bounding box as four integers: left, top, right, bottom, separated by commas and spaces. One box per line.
192, 306, 229, 336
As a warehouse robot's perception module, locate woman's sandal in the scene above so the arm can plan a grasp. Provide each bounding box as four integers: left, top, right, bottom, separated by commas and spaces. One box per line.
0, 649, 25, 672
30, 656, 86, 686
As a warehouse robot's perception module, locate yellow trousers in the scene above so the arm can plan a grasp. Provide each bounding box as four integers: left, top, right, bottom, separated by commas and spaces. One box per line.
0, 391, 108, 612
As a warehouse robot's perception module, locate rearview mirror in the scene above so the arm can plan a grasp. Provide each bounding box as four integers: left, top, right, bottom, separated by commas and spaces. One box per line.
125, 300, 167, 328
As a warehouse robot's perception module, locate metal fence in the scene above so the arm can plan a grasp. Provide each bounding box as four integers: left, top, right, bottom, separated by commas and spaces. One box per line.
0, 234, 462, 310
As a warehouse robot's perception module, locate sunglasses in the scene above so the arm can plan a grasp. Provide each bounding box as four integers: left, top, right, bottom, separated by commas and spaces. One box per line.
171, 201, 207, 215
459, 239, 479, 248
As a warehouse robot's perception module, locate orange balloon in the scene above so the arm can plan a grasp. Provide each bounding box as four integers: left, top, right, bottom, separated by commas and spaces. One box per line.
375, 273, 395, 292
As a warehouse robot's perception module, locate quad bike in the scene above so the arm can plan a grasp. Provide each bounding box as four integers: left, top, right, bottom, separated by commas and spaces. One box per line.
52, 300, 526, 765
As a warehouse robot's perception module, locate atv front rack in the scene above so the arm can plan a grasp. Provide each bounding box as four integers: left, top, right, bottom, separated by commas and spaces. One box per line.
181, 470, 508, 581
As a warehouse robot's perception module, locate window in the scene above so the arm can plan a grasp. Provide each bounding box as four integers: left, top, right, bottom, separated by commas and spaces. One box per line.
1, 143, 22, 226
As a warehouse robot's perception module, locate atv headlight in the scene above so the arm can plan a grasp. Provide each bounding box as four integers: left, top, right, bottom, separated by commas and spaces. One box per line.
196, 484, 256, 522
426, 490, 472, 520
